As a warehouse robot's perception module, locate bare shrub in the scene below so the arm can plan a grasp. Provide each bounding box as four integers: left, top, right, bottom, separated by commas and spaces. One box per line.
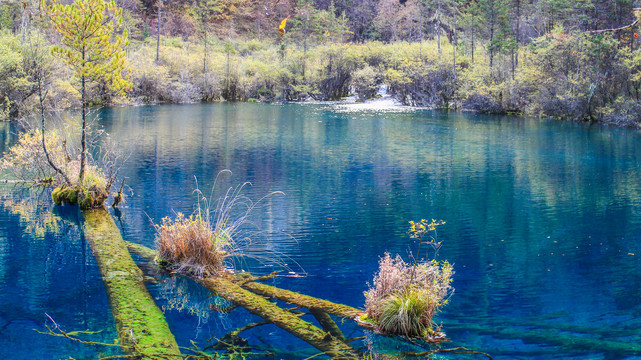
0, 128, 69, 184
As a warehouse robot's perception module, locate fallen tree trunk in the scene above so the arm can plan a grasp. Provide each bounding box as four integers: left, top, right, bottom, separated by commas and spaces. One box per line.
125, 241, 360, 358
126, 242, 363, 320
239, 278, 362, 320
199, 275, 360, 359
82, 209, 181, 359
446, 323, 641, 357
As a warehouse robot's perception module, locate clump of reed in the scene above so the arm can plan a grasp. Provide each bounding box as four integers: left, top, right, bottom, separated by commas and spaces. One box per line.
364, 220, 453, 339
155, 171, 286, 277
155, 212, 227, 276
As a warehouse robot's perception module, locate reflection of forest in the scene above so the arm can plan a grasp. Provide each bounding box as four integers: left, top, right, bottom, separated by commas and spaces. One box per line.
99, 104, 641, 345
0, 186, 119, 358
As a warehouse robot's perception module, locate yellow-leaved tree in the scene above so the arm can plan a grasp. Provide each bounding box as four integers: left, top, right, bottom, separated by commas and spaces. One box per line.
43, 0, 131, 184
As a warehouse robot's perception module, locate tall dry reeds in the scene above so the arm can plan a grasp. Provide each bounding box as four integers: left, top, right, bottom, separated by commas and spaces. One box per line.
156, 213, 226, 277
155, 171, 287, 277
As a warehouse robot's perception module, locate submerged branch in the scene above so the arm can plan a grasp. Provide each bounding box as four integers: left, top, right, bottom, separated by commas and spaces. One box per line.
401, 346, 494, 359
200, 275, 361, 358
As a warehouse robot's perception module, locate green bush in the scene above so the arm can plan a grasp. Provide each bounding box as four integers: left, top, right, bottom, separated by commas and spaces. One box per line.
0, 31, 33, 119
352, 65, 380, 101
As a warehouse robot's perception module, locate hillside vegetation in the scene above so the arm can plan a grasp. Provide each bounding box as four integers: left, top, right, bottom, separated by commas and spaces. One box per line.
2, 0, 641, 126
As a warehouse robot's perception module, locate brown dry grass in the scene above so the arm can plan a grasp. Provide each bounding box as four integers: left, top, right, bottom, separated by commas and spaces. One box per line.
364, 253, 453, 338
155, 213, 227, 277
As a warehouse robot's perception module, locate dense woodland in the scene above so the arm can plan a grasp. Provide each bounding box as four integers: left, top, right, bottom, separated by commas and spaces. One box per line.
2, 0, 641, 126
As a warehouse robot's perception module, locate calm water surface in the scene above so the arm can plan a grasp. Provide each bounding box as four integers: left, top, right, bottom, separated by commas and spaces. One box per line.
1, 103, 640, 359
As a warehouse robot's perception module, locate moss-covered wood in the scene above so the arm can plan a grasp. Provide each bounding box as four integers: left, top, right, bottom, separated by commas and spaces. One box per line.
199, 275, 360, 359
83, 209, 181, 359
53, 185, 108, 209
125, 242, 360, 358
310, 309, 347, 342
126, 242, 362, 320
238, 278, 362, 320
447, 323, 641, 357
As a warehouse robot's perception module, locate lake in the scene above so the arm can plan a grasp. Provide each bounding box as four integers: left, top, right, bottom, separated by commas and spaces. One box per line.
1, 102, 640, 359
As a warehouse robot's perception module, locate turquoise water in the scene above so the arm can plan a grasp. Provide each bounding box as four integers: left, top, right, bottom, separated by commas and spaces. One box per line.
1, 103, 641, 358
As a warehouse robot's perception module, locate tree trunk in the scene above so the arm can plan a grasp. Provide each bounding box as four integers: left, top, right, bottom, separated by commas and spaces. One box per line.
156, 0, 161, 63
515, 0, 520, 70
37, 60, 71, 185
489, 0, 495, 68
201, 276, 360, 358
79, 70, 86, 183
437, 0, 442, 57
452, 1, 457, 109
83, 209, 181, 358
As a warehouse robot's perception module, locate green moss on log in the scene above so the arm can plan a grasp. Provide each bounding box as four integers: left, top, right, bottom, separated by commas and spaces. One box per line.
239, 277, 363, 320
52, 186, 79, 205
82, 209, 181, 359
125, 242, 360, 358
200, 275, 360, 359
52, 185, 108, 209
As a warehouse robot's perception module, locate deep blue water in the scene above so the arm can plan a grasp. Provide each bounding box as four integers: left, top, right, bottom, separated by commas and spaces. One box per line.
1, 103, 641, 359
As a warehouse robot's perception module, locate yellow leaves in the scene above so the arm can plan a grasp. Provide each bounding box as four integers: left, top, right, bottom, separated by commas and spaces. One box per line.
278, 16, 291, 35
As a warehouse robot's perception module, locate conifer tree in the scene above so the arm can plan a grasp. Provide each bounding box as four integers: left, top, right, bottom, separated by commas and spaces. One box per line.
43, 0, 131, 184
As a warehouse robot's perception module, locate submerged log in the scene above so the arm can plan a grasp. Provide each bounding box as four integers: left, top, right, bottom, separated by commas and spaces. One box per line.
238, 278, 362, 320
447, 323, 641, 356
199, 275, 360, 359
82, 209, 181, 359
125, 242, 360, 358
310, 309, 347, 342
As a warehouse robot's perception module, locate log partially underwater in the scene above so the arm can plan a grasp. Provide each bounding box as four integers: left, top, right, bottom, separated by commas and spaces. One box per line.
235, 273, 362, 320
82, 209, 181, 359
126, 242, 364, 321
200, 275, 360, 359
125, 242, 361, 359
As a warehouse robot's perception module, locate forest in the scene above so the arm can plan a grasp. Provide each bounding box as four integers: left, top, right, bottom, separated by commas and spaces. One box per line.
1, 0, 641, 126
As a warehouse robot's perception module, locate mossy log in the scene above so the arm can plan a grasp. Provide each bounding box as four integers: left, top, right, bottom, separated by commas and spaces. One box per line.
310, 309, 347, 342
82, 209, 181, 359
198, 275, 360, 359
125, 242, 363, 321
237, 277, 362, 320
447, 323, 641, 356
53, 185, 108, 209
125, 242, 360, 358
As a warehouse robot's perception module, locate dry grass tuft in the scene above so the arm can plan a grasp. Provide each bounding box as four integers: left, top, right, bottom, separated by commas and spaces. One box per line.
154, 171, 290, 277
364, 254, 453, 338
155, 213, 227, 277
